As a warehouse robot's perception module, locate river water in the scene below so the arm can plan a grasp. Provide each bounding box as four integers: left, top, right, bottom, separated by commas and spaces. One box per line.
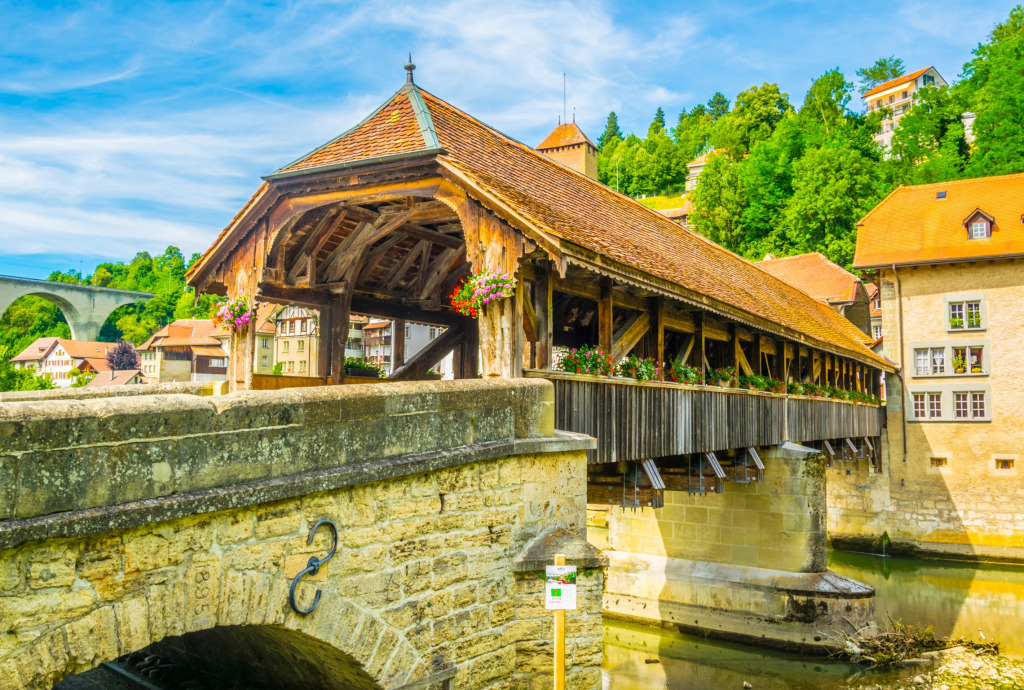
602, 551, 1024, 689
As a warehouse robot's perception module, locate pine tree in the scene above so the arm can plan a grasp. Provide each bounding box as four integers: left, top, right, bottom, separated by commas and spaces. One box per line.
597, 112, 623, 148
707, 92, 730, 119
649, 107, 666, 137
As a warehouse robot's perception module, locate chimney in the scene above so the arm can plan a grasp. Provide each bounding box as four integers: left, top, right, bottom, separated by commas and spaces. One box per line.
110, 370, 114, 381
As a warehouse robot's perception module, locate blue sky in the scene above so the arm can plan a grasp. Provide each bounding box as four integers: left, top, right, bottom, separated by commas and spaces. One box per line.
0, 0, 1016, 279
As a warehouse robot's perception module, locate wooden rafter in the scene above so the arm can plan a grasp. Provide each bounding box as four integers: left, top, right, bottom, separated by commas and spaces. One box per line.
612, 311, 651, 362
385, 240, 427, 291
417, 246, 462, 301
390, 322, 466, 380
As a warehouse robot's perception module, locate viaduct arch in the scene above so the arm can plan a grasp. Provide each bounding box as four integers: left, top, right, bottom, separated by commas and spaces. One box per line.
0, 275, 153, 341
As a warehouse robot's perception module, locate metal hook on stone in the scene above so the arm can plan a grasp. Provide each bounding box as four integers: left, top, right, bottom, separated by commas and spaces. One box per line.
288, 519, 337, 615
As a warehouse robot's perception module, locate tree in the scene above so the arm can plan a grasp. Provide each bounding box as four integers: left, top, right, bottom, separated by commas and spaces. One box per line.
648, 107, 667, 137
106, 339, 141, 371
707, 92, 730, 119
799, 69, 855, 143
597, 112, 623, 148
689, 154, 747, 250
712, 82, 792, 154
857, 56, 905, 94
961, 5, 1024, 177
781, 134, 888, 267
889, 85, 969, 184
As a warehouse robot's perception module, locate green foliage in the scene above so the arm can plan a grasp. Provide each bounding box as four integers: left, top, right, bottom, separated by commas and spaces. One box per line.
0, 345, 56, 392
555, 345, 614, 376
597, 111, 623, 148
616, 354, 657, 381
889, 85, 970, 184
271, 362, 284, 376
707, 92, 730, 119
69, 368, 94, 388
856, 56, 905, 94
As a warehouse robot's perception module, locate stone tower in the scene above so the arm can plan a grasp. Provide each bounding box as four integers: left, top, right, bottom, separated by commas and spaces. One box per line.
536, 120, 599, 180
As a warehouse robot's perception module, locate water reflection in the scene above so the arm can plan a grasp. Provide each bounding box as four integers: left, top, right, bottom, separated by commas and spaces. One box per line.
603, 552, 1024, 688
829, 550, 1024, 658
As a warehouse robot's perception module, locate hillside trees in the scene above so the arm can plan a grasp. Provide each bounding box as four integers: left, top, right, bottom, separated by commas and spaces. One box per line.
857, 56, 906, 93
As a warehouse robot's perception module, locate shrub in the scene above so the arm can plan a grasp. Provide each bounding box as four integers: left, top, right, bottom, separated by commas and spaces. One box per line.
556, 345, 615, 376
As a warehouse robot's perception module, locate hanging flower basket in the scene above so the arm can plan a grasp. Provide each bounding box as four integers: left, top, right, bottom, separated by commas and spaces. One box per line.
212, 295, 256, 332
449, 271, 516, 318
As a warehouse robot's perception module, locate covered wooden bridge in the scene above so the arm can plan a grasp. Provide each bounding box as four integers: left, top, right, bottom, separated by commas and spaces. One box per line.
186, 67, 893, 505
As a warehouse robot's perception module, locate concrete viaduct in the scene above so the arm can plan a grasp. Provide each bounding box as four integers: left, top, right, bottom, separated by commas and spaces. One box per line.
0, 275, 153, 341
0, 379, 604, 689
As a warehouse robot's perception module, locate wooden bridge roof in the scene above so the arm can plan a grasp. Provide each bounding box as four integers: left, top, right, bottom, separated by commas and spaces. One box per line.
188, 81, 887, 370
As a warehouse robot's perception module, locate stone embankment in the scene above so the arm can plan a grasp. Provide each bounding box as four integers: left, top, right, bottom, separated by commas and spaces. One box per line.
851, 647, 1024, 690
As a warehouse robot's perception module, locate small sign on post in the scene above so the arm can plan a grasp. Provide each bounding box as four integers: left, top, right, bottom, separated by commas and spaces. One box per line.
546, 554, 577, 690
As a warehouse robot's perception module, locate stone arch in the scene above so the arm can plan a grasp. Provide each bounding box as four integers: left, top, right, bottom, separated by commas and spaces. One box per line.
0, 292, 85, 340
8, 528, 435, 690
0, 278, 151, 342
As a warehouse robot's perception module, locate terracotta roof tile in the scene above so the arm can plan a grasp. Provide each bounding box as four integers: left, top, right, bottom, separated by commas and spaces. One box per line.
757, 253, 861, 304
139, 320, 225, 350
418, 89, 886, 367
9, 337, 60, 362
276, 92, 431, 174
85, 369, 141, 387
854, 173, 1024, 268
861, 66, 934, 99
536, 123, 596, 150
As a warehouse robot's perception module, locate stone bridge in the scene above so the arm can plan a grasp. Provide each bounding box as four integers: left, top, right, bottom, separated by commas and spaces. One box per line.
0, 379, 603, 689
0, 275, 152, 341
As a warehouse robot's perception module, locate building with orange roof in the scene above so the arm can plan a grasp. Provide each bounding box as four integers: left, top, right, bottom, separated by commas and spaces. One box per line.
137, 319, 230, 383
685, 149, 726, 191
84, 368, 142, 388
758, 252, 873, 336
657, 196, 694, 228
830, 172, 1024, 561
861, 66, 946, 148
9, 337, 114, 387
535, 119, 598, 180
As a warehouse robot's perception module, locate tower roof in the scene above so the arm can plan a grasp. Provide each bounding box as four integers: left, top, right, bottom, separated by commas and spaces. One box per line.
536, 122, 596, 151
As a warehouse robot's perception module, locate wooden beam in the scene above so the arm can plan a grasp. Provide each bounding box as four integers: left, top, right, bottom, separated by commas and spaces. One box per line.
390, 322, 466, 381
552, 274, 648, 311
318, 305, 332, 379
612, 311, 651, 362
679, 333, 695, 363
329, 290, 353, 384
393, 319, 406, 369
654, 298, 665, 366
690, 314, 705, 375
598, 277, 613, 353
759, 335, 776, 356
258, 282, 331, 308
523, 285, 537, 342
384, 240, 427, 291
350, 295, 460, 327
702, 316, 730, 342
533, 262, 553, 369
513, 275, 525, 377
751, 334, 762, 376
356, 233, 406, 284
417, 247, 460, 301
735, 329, 753, 377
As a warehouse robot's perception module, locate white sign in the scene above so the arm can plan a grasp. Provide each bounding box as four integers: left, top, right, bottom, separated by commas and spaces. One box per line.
545, 565, 577, 610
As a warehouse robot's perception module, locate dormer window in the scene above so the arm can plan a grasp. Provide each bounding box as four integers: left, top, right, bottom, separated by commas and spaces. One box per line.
963, 208, 995, 239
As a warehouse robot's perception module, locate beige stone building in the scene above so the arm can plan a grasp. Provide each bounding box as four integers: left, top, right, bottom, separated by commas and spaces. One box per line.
272, 306, 366, 377
834, 173, 1024, 560
137, 320, 230, 384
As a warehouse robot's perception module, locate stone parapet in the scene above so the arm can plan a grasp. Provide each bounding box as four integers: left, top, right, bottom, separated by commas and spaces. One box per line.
0, 380, 211, 403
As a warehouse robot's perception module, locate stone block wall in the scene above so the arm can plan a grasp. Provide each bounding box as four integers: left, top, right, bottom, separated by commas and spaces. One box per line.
601, 447, 827, 573
0, 380, 601, 689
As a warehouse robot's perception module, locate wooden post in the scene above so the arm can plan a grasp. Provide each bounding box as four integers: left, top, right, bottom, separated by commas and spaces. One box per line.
393, 319, 406, 369
751, 334, 762, 376
773, 340, 785, 381
534, 261, 553, 369
654, 297, 665, 367
318, 306, 332, 381
513, 275, 525, 377
553, 553, 566, 690
329, 292, 353, 384
729, 324, 740, 385
598, 277, 613, 354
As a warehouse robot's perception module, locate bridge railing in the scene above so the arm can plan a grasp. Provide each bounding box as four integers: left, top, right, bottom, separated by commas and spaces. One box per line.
525, 370, 880, 464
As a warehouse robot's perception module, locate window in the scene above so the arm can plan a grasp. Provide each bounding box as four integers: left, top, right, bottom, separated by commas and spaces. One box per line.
996, 459, 1014, 470
971, 392, 986, 418
913, 393, 926, 418
928, 393, 942, 418
936, 191, 946, 199
429, 327, 438, 339
261, 337, 269, 348
405, 325, 410, 338
969, 346, 984, 373
298, 340, 305, 352
282, 341, 290, 352
261, 356, 268, 367
947, 300, 983, 330
955, 392, 969, 418
966, 302, 982, 329
970, 221, 989, 239
914, 349, 928, 375
300, 319, 307, 334
914, 348, 944, 375
902, 90, 908, 100
289, 321, 296, 335
923, 75, 935, 86
873, 325, 882, 340
299, 361, 307, 373
930, 457, 947, 468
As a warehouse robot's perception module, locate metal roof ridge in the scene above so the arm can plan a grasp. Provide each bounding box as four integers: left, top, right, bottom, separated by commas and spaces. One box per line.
406, 83, 441, 150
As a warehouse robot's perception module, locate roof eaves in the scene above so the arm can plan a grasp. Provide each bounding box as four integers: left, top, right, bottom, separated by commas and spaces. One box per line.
854, 251, 1024, 271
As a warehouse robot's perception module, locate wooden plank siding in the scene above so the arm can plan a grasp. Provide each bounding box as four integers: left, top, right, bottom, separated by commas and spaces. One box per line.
527, 371, 880, 464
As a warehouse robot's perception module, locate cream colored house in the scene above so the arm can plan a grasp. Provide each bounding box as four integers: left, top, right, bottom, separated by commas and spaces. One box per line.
861, 66, 947, 149
9, 338, 112, 387
137, 320, 230, 383
833, 173, 1024, 561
